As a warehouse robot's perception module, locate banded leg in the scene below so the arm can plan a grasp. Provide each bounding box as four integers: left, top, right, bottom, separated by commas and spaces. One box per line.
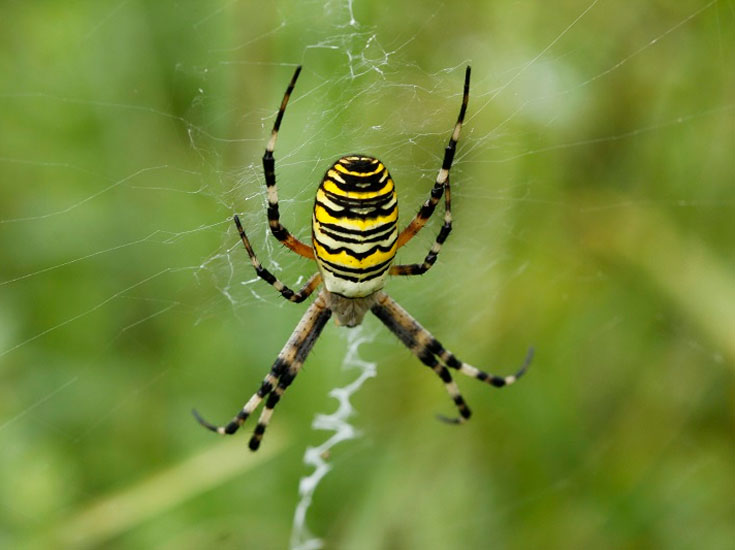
234, 215, 322, 303
371, 291, 471, 423
389, 177, 452, 276
248, 370, 296, 450
262, 66, 315, 260
371, 292, 532, 420
248, 292, 332, 450
396, 66, 470, 249
193, 291, 332, 450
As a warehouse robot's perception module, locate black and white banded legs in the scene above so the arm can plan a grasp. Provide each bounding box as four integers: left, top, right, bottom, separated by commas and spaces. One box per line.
390, 178, 452, 277
234, 215, 321, 303
261, 66, 315, 260
195, 66, 532, 453
396, 66, 470, 249
193, 291, 332, 450
371, 292, 532, 423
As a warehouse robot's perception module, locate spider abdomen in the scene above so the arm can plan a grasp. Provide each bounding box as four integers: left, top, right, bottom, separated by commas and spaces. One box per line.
312, 155, 398, 297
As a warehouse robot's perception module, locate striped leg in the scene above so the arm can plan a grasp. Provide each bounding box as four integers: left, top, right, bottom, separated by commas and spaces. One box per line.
248, 292, 332, 450
247, 363, 300, 451
371, 292, 532, 421
437, 343, 534, 388
396, 66, 470, 249
193, 291, 332, 450
371, 292, 471, 423
192, 370, 280, 435
234, 215, 322, 303
262, 66, 315, 260
389, 177, 452, 276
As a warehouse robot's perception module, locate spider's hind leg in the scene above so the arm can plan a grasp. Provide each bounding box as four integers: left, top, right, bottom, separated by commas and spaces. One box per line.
193, 291, 332, 451
192, 367, 280, 435
370, 292, 472, 423
370, 292, 531, 423
248, 294, 333, 450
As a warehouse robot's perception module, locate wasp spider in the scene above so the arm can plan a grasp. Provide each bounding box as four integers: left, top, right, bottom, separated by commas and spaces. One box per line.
193, 66, 533, 451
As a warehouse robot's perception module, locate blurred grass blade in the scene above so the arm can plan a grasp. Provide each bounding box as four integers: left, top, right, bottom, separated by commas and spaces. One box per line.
41, 434, 284, 548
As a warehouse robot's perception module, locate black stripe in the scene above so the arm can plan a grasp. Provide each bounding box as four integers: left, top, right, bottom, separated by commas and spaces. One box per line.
438, 367, 452, 383
269, 221, 288, 240
313, 236, 395, 260
416, 200, 438, 221
442, 143, 456, 170
417, 348, 439, 367
436, 222, 451, 244
267, 204, 280, 220
322, 268, 391, 284
317, 224, 396, 245
255, 266, 276, 285
257, 380, 273, 397
294, 309, 332, 363
273, 66, 301, 133
445, 354, 461, 369
318, 261, 392, 282
317, 254, 394, 275
338, 156, 381, 170
262, 152, 275, 183
325, 171, 389, 192
315, 219, 396, 238
277, 371, 296, 388
371, 303, 416, 347
315, 199, 396, 221
322, 188, 395, 209
271, 357, 288, 376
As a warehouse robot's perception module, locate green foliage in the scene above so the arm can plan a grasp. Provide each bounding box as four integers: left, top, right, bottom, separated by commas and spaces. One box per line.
1, 1, 732, 548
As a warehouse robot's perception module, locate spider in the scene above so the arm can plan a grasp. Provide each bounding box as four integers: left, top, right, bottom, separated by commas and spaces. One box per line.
193, 66, 533, 451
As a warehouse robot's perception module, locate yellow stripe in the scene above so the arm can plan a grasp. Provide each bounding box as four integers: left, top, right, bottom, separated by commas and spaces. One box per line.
327, 169, 346, 184
314, 204, 397, 230
322, 178, 394, 199
334, 163, 385, 177
344, 156, 377, 162
313, 240, 397, 269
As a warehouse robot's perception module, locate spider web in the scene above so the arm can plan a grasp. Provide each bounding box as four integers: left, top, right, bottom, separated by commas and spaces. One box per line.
1, 0, 732, 548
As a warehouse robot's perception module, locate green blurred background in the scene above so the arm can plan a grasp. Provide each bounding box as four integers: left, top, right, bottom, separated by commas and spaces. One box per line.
1, 1, 733, 548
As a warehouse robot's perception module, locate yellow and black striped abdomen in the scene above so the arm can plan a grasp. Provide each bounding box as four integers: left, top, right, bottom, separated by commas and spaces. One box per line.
312, 156, 398, 297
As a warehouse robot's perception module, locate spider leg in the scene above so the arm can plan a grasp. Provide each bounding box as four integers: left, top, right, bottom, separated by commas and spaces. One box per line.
247, 364, 298, 451
396, 66, 470, 249
262, 66, 315, 260
371, 292, 531, 422
438, 340, 534, 387
234, 215, 322, 303
193, 291, 332, 451
248, 293, 332, 450
370, 291, 471, 423
389, 177, 452, 276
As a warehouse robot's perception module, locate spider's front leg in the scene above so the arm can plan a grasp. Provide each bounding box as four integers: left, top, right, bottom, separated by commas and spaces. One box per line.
395, 66, 470, 250
261, 66, 314, 260
193, 291, 332, 451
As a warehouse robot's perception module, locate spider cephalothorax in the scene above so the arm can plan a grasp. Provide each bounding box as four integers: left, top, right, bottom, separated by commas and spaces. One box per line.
193, 66, 532, 451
